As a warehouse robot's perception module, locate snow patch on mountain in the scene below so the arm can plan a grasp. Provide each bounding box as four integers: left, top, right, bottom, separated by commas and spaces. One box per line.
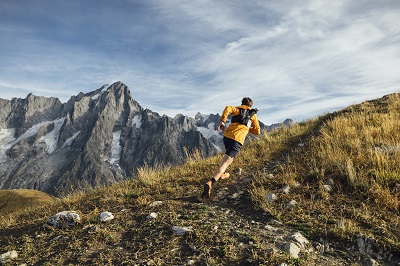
0, 117, 67, 161
110, 130, 122, 164
0, 128, 15, 144
39, 118, 66, 154
196, 123, 223, 152
91, 84, 109, 100
197, 123, 217, 139
132, 115, 142, 129
0, 128, 16, 163
0, 122, 49, 162
62, 131, 81, 148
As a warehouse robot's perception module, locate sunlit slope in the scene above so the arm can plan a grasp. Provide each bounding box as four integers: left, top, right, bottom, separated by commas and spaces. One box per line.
0, 189, 56, 215
250, 92, 400, 252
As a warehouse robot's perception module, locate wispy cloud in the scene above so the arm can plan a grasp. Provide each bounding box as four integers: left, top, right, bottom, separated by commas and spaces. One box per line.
0, 0, 399, 124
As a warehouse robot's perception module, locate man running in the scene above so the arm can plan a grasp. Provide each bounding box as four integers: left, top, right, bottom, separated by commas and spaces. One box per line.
200, 97, 261, 200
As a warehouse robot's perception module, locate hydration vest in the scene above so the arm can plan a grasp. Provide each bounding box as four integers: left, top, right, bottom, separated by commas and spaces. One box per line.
231, 108, 258, 127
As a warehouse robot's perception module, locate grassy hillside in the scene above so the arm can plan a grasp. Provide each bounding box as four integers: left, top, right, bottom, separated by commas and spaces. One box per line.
249, 93, 400, 251
0, 189, 55, 215
1, 93, 400, 265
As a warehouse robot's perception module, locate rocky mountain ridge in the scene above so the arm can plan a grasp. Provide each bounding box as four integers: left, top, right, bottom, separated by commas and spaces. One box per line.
0, 82, 291, 196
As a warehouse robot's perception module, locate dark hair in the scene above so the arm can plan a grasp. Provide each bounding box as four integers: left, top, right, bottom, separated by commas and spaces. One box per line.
242, 97, 253, 107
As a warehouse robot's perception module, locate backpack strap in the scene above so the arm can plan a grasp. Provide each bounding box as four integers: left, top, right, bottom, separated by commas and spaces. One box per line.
231, 108, 258, 125
231, 108, 247, 124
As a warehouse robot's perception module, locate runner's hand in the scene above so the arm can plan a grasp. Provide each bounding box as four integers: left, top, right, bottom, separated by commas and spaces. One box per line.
218, 122, 225, 132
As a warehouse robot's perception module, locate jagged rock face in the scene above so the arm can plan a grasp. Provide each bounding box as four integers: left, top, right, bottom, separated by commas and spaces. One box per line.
0, 94, 64, 136
0, 82, 217, 196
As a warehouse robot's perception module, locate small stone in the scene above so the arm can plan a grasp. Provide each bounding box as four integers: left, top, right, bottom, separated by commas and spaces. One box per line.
265, 193, 277, 203
323, 184, 332, 192
45, 211, 81, 228
286, 200, 298, 209
187, 259, 196, 265
172, 226, 192, 235
100, 211, 114, 222
326, 178, 335, 186
264, 225, 279, 232
281, 185, 290, 194
146, 212, 158, 219
362, 257, 379, 266
0, 250, 18, 264
230, 192, 240, 199
269, 219, 283, 225
237, 168, 243, 175
150, 201, 163, 207
83, 225, 98, 233
288, 232, 310, 250
282, 242, 300, 258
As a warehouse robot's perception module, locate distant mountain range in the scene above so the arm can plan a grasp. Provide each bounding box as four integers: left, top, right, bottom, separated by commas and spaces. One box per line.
0, 82, 293, 195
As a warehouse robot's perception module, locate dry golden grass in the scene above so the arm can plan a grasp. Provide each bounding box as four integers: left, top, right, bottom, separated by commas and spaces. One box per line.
250, 93, 400, 253
0, 189, 56, 215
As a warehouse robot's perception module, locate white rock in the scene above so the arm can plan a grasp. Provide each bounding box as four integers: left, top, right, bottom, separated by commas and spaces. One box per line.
323, 184, 332, 192
230, 192, 241, 199
0, 250, 18, 263
100, 211, 114, 222
146, 212, 158, 219
286, 200, 298, 209
237, 168, 243, 175
45, 211, 81, 228
326, 178, 335, 186
365, 258, 379, 266
264, 225, 279, 232
265, 193, 277, 203
172, 226, 192, 235
283, 242, 301, 258
288, 232, 310, 250
150, 201, 163, 207
281, 185, 290, 194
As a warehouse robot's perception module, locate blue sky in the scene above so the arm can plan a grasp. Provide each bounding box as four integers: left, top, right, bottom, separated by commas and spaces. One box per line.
0, 0, 399, 125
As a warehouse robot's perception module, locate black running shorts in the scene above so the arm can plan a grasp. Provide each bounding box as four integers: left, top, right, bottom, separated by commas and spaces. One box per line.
223, 136, 242, 158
